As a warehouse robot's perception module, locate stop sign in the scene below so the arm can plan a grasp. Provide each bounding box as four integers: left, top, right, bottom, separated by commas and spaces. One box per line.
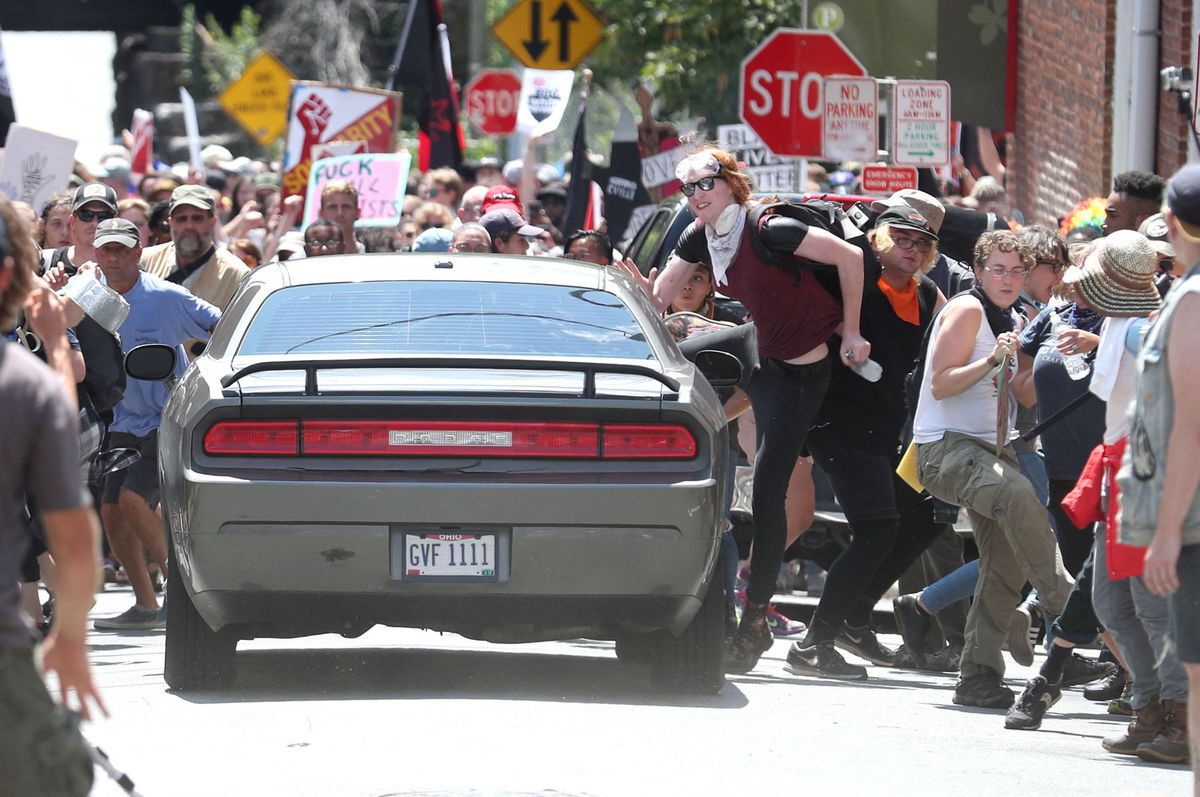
739, 29, 867, 158
464, 69, 522, 136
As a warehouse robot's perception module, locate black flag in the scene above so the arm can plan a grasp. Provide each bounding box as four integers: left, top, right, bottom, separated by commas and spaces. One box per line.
562, 92, 595, 238
597, 106, 649, 244
387, 0, 464, 170
0, 26, 16, 144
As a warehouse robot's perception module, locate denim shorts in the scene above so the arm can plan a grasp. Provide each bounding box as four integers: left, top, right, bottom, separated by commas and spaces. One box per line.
1169, 542, 1200, 664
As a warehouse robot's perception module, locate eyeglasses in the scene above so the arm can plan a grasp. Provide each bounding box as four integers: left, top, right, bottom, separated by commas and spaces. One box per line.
892, 236, 934, 252
305, 239, 341, 251
680, 177, 717, 197
1036, 259, 1065, 274
75, 209, 115, 223
981, 265, 1029, 279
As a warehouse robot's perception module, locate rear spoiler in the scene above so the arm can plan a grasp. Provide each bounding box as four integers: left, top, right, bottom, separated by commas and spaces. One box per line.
221, 356, 681, 397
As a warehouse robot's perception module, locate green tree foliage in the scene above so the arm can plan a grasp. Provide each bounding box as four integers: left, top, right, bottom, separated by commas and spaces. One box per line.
584, 0, 809, 134
179, 5, 264, 100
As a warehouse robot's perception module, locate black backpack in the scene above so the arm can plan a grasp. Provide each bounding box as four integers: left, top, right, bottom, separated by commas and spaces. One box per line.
745, 198, 879, 304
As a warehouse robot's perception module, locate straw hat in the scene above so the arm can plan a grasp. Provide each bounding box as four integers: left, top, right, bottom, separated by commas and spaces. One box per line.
1062, 229, 1161, 317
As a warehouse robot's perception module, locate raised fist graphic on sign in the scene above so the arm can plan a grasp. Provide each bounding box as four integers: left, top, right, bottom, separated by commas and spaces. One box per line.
298, 93, 332, 140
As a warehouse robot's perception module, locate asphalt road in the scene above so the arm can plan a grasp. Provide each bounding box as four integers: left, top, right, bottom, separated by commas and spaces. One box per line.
68, 586, 1189, 797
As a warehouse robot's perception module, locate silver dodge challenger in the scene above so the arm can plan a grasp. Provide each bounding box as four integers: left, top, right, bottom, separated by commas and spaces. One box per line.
138, 253, 736, 693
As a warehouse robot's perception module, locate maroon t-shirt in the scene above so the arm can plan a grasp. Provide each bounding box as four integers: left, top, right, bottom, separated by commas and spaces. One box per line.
674, 217, 842, 360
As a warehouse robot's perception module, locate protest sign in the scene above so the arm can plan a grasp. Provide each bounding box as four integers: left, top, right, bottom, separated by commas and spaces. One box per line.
179, 87, 203, 173
516, 69, 574, 137
129, 109, 154, 178
303, 152, 412, 229
310, 139, 368, 163
0, 124, 77, 214
716, 123, 797, 192
283, 82, 403, 215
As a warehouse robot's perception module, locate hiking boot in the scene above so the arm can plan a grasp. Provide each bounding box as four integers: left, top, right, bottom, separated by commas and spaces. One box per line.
93, 603, 165, 631
953, 669, 1015, 709
1084, 666, 1128, 701
1005, 676, 1062, 730
924, 644, 962, 673
1136, 700, 1191, 765
892, 594, 932, 668
835, 624, 896, 667
1102, 695, 1164, 755
724, 599, 773, 674
784, 640, 868, 681
1005, 599, 1040, 667
1060, 652, 1116, 688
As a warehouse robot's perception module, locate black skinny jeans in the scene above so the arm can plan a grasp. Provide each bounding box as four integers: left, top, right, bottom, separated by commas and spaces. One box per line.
743, 356, 831, 605
1049, 477, 1094, 577
806, 423, 948, 642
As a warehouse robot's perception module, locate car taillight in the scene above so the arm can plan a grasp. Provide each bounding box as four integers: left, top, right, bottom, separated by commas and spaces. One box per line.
302, 421, 601, 458
204, 420, 299, 455
602, 424, 697, 459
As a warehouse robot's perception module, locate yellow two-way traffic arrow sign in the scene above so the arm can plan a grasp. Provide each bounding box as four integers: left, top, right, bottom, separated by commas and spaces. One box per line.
492, 0, 605, 70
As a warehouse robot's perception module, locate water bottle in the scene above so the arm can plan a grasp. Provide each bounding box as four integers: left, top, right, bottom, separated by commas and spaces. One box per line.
850, 357, 883, 383
1050, 310, 1090, 381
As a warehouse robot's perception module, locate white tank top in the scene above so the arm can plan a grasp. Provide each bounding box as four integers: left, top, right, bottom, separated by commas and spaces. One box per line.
913, 294, 1016, 444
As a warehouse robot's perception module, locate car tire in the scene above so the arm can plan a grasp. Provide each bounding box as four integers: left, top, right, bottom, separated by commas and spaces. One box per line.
614, 633, 655, 665
163, 540, 238, 690
649, 565, 725, 695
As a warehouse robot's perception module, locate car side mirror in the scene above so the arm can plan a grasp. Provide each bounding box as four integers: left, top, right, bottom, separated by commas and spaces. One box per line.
125, 344, 177, 381
694, 349, 742, 388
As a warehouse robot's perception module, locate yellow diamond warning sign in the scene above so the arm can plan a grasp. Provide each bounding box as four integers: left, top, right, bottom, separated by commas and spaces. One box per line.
218, 52, 296, 146
492, 0, 605, 70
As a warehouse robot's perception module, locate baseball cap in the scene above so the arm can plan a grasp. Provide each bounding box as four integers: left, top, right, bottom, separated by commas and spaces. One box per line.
93, 218, 141, 249
481, 184, 524, 216
871, 189, 945, 234
537, 182, 568, 202
1167, 164, 1200, 242
411, 227, 454, 253
72, 183, 118, 213
480, 209, 543, 240
875, 206, 938, 240
169, 185, 216, 214
1137, 212, 1174, 258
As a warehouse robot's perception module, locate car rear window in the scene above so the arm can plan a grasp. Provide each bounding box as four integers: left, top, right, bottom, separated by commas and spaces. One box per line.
237, 281, 654, 359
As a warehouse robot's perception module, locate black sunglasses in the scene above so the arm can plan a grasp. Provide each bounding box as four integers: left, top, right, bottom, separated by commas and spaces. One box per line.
75, 209, 115, 223
680, 176, 717, 197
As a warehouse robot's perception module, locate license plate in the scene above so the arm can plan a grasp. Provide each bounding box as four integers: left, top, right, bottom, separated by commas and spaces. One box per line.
403, 532, 497, 579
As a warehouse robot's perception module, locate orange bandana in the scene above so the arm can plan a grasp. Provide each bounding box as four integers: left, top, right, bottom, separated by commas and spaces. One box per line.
877, 276, 921, 326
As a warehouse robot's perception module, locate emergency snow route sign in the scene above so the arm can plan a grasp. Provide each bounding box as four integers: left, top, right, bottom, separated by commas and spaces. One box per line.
893, 80, 951, 167
822, 76, 877, 161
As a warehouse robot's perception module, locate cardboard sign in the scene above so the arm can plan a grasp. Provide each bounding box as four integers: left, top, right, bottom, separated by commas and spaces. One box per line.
516, 69, 574, 137
640, 146, 689, 189
0, 124, 77, 215
282, 82, 403, 217
303, 152, 412, 229
717, 122, 798, 192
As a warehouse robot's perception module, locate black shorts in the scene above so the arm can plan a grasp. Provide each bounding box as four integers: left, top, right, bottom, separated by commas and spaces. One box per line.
1169, 542, 1200, 664
102, 430, 160, 507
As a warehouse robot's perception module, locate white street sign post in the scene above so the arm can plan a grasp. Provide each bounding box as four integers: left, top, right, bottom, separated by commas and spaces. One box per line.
822, 76, 877, 162
893, 79, 951, 167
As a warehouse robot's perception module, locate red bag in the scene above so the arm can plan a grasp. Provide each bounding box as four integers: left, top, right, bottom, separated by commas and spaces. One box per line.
1103, 438, 1146, 579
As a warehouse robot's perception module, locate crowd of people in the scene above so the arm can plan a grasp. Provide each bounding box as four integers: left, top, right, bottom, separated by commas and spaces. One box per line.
1, 132, 1198, 793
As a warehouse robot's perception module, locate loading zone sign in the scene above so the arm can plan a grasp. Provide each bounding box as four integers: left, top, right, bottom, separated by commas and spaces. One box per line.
893, 80, 951, 167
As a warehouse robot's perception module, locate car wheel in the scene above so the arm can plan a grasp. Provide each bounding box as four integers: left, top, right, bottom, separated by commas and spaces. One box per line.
163, 539, 238, 690
614, 633, 655, 665
649, 565, 725, 695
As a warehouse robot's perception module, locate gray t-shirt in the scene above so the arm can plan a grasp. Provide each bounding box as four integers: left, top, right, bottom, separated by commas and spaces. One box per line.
0, 341, 90, 648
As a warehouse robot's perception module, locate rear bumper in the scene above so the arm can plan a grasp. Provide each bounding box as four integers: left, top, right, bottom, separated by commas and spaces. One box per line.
170, 472, 722, 639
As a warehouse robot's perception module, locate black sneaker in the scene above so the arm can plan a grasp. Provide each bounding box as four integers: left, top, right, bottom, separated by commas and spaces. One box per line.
953, 670, 1015, 709
1060, 653, 1117, 688
923, 644, 962, 673
892, 594, 932, 667
1005, 675, 1062, 730
1083, 665, 1128, 701
785, 640, 868, 681
835, 625, 896, 666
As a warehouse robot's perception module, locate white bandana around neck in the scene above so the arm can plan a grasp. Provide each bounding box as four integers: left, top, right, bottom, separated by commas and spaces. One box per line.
705, 204, 746, 287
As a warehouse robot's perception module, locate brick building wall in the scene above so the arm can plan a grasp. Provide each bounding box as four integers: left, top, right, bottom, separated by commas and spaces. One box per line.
1011, 0, 1117, 227
1156, 0, 1194, 178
